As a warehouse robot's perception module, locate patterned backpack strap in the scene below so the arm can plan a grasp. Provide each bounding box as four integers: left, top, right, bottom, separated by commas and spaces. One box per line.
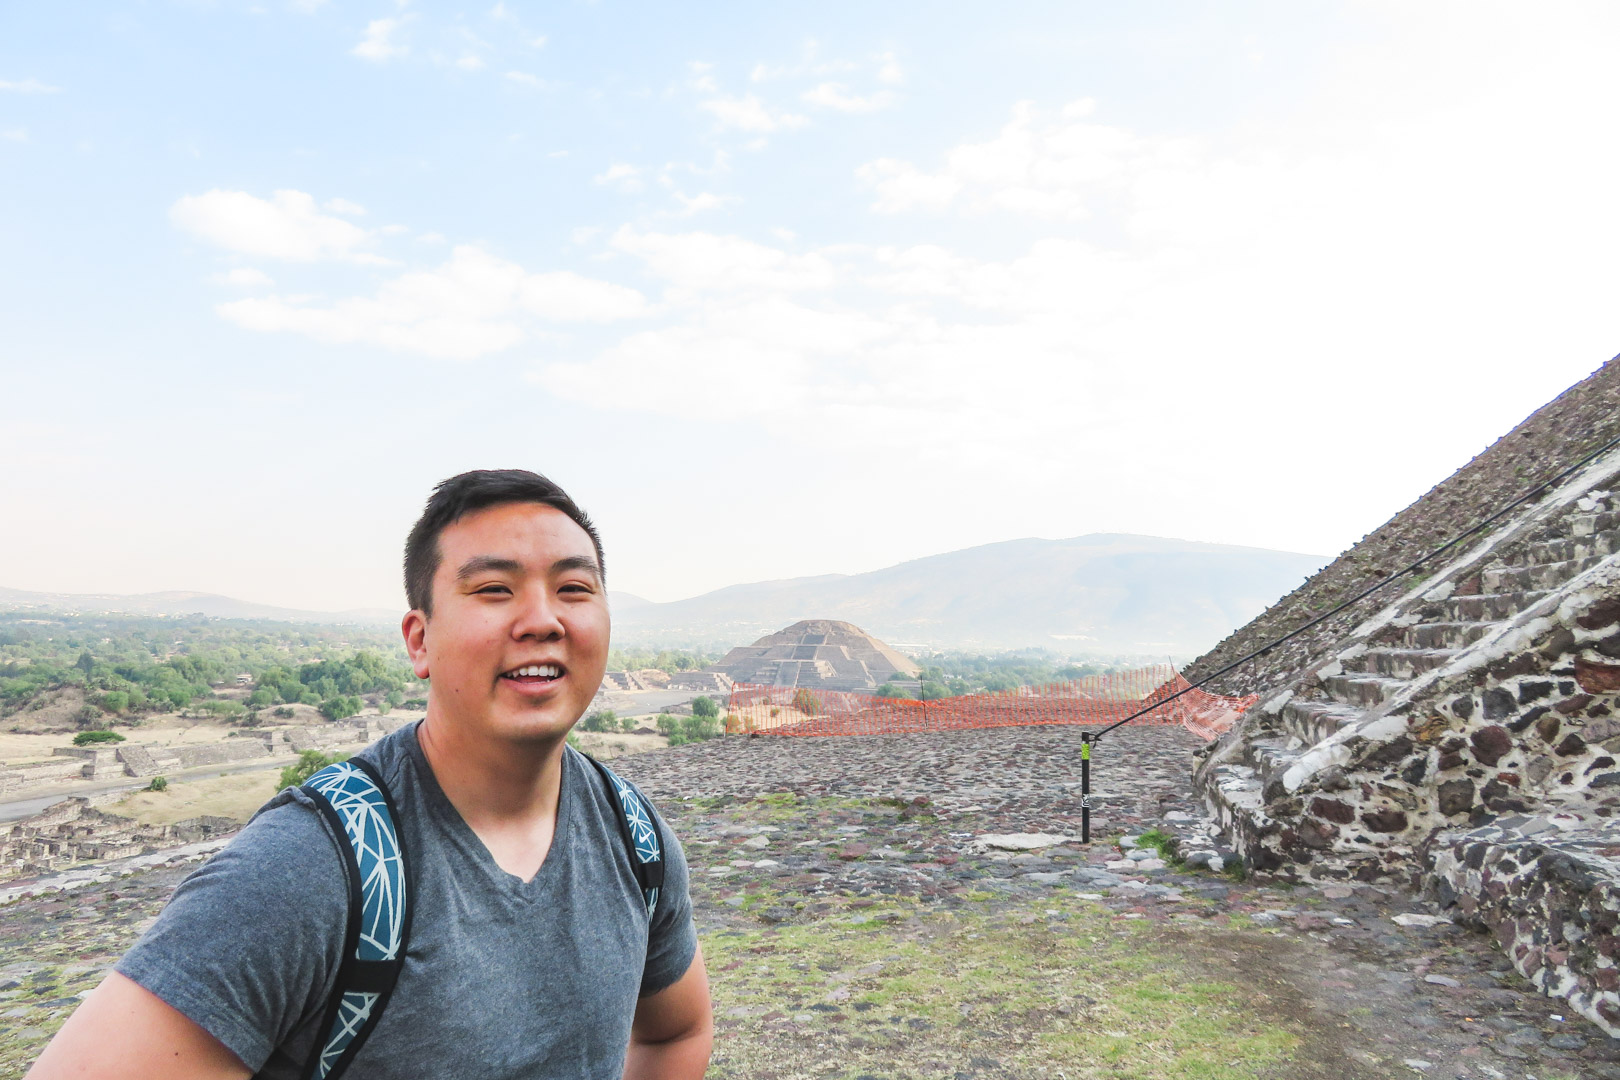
583, 753, 665, 916
298, 758, 413, 1080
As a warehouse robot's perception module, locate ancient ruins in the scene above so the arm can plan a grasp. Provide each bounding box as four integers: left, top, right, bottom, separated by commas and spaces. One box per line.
1191, 357, 1620, 1032
707, 619, 920, 691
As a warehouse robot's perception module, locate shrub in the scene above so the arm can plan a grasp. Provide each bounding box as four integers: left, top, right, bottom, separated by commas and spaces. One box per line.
619, 714, 638, 733
875, 683, 913, 699
658, 712, 719, 746
147, 776, 168, 792
272, 706, 295, 719
318, 695, 362, 721
98, 691, 130, 714
73, 730, 126, 746
791, 689, 820, 715
276, 749, 350, 792
691, 696, 718, 719
401, 698, 427, 710
579, 709, 617, 733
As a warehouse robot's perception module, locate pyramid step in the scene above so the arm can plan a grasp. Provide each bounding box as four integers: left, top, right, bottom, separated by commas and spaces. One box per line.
1344, 647, 1457, 679
1437, 590, 1550, 623
1396, 621, 1495, 651
1280, 697, 1364, 745
1508, 534, 1617, 568
1571, 510, 1618, 538
1481, 556, 1606, 594
1320, 672, 1410, 708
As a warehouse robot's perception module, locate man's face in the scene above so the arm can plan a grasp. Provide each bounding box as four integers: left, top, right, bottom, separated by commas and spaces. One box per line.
404, 502, 609, 746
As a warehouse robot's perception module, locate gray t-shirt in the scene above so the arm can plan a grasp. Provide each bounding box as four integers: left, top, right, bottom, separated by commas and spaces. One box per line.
116, 723, 696, 1079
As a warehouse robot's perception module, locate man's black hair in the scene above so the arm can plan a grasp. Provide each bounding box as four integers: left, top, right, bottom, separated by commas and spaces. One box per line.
404, 469, 605, 616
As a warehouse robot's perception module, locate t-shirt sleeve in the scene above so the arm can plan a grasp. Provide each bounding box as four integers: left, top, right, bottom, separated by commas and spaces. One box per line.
638, 800, 697, 998
114, 789, 349, 1072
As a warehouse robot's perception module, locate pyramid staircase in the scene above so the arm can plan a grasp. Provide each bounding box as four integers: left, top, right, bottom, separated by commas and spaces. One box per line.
1194, 445, 1620, 1029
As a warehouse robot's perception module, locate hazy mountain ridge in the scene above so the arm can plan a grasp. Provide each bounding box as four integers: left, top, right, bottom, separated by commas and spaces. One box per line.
2, 532, 1329, 656
0, 587, 399, 626
612, 533, 1330, 656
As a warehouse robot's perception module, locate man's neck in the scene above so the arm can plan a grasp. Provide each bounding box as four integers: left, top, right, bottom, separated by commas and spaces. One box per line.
417, 712, 568, 831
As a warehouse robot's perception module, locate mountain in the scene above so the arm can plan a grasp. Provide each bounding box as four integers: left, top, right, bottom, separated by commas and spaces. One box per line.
0, 586, 399, 626
611, 533, 1330, 657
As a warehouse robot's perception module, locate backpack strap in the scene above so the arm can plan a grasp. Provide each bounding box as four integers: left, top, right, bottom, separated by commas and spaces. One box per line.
299, 758, 413, 1080
581, 752, 665, 917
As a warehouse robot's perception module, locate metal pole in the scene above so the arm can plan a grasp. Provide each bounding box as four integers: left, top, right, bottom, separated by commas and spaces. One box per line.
1080, 732, 1092, 845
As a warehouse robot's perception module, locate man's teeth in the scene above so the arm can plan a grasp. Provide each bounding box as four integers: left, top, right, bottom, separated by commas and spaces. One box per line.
508, 665, 561, 678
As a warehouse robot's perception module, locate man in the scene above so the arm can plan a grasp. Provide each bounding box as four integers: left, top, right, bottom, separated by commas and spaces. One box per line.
28, 469, 712, 1079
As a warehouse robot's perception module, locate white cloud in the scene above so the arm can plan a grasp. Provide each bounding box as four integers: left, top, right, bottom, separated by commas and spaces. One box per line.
288, 0, 326, 12
699, 94, 807, 134
802, 82, 894, 113
672, 191, 735, 217
610, 227, 836, 294
1, 128, 27, 143
455, 54, 485, 71
323, 197, 367, 216
214, 245, 648, 360
875, 52, 903, 85
0, 79, 60, 94
504, 71, 542, 88
594, 163, 642, 193
857, 98, 1192, 219
214, 267, 275, 288
352, 18, 408, 62
170, 189, 387, 264
531, 35, 547, 48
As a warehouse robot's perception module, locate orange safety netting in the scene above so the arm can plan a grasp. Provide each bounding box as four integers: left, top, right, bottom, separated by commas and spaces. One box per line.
724, 665, 1255, 742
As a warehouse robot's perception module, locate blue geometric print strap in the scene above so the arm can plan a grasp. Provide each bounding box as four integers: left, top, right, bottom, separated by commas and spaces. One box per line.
303, 762, 407, 1080
603, 766, 663, 916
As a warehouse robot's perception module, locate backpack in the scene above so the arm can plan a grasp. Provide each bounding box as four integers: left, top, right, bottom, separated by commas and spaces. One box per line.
296, 751, 665, 1080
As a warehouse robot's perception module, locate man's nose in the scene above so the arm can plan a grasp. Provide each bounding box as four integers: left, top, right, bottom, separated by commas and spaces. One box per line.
511, 588, 565, 640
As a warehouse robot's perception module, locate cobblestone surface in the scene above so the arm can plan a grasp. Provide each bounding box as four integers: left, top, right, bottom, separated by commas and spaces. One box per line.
0, 726, 1615, 1078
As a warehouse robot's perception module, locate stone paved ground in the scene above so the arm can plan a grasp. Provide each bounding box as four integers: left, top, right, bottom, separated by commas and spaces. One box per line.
0, 726, 1616, 1078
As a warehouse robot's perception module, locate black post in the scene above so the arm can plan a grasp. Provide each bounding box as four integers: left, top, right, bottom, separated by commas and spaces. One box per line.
1080, 732, 1092, 845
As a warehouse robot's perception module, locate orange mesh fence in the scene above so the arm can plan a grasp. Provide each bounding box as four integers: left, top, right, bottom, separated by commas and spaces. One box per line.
725, 665, 1255, 741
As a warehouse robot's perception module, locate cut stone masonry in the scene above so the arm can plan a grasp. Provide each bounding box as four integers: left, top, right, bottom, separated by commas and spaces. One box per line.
1194, 443, 1620, 1031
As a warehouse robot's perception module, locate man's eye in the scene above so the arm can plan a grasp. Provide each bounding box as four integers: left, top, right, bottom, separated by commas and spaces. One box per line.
475, 584, 511, 595
560, 583, 594, 594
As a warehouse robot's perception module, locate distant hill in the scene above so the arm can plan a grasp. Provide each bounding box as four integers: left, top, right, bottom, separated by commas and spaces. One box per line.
612, 533, 1330, 657
0, 586, 399, 626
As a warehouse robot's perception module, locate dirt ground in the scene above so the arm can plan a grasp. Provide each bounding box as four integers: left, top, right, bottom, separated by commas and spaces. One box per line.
0, 726, 1612, 1079
106, 772, 284, 826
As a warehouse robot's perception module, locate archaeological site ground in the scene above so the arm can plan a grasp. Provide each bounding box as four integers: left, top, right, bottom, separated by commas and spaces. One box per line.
0, 359, 1616, 1078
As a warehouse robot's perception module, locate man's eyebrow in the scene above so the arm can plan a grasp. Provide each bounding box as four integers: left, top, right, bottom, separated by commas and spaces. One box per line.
454, 555, 525, 581
550, 555, 602, 580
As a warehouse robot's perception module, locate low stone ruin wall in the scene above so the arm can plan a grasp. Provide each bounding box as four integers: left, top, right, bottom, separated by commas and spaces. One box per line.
1427, 819, 1620, 1036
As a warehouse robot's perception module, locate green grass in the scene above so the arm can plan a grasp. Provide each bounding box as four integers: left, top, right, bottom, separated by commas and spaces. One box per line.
701, 894, 1306, 1080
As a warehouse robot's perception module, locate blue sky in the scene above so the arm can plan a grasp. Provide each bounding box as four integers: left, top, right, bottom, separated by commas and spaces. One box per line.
4, 2, 1619, 615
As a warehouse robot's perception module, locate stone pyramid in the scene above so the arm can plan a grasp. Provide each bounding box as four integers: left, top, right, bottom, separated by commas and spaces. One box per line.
709, 619, 920, 691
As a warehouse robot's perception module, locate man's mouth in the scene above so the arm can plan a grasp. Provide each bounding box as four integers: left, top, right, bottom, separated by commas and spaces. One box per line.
501, 663, 564, 685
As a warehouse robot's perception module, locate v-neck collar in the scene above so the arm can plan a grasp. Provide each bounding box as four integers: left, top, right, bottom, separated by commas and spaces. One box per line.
401, 721, 574, 899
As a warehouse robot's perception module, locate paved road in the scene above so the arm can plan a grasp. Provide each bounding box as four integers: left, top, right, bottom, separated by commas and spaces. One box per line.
596, 689, 713, 717
0, 754, 301, 822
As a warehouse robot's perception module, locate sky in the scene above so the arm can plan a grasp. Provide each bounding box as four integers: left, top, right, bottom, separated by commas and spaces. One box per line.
3, 1, 1619, 614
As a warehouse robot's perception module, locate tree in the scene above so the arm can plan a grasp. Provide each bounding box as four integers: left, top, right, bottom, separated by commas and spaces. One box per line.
276, 750, 349, 792
75, 650, 95, 678
73, 730, 125, 746
98, 691, 130, 714
875, 683, 913, 699
318, 695, 362, 721
791, 689, 820, 716
691, 696, 717, 719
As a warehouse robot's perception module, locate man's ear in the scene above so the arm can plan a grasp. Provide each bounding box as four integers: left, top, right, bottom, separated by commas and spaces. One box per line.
402, 610, 430, 680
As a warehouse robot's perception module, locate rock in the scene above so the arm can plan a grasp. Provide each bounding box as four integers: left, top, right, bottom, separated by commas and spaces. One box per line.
1422, 974, 1461, 988
1546, 1033, 1585, 1049
1401, 1060, 1432, 1072
1577, 658, 1620, 693
742, 834, 771, 849
1470, 725, 1513, 766
1393, 913, 1451, 928
976, 833, 1069, 851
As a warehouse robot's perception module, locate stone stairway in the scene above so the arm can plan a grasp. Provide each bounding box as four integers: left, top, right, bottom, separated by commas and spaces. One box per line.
1193, 447, 1620, 1029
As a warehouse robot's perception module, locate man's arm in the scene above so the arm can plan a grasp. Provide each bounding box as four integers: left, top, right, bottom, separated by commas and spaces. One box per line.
26, 971, 251, 1080
623, 943, 712, 1080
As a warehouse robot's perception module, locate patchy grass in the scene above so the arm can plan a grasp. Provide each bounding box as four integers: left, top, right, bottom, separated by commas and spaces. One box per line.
108, 770, 279, 825
702, 892, 1330, 1080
